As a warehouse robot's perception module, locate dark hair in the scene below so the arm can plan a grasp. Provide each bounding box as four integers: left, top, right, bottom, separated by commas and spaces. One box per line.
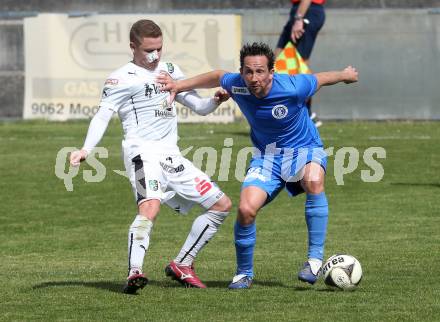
130, 19, 162, 45
240, 42, 275, 70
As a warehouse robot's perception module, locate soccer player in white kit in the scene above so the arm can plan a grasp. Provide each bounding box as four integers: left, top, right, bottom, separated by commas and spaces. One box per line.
70, 19, 232, 294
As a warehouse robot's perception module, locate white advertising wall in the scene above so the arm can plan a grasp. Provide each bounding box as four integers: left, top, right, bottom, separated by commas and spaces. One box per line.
23, 13, 242, 122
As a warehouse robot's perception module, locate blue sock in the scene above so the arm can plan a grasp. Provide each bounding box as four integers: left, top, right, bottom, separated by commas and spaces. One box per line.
305, 192, 328, 260
234, 221, 256, 278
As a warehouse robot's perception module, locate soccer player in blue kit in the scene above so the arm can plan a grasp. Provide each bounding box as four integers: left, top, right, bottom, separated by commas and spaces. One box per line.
158, 42, 358, 288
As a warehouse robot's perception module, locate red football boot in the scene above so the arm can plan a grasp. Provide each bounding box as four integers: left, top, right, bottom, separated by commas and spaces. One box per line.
123, 270, 149, 294
165, 261, 207, 288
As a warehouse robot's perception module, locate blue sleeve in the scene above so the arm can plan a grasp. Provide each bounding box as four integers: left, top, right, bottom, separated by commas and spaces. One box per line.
290, 74, 318, 103
220, 72, 239, 94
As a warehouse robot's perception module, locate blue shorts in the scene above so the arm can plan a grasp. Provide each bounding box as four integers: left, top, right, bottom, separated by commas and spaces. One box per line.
242, 147, 327, 204
276, 3, 326, 59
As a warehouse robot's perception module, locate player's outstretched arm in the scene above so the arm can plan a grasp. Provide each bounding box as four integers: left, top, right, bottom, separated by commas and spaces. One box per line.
176, 88, 230, 116
69, 106, 114, 166
315, 66, 358, 91
158, 70, 227, 103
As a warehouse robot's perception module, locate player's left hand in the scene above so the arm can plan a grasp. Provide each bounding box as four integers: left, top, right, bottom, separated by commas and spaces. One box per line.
214, 89, 230, 104
157, 72, 177, 104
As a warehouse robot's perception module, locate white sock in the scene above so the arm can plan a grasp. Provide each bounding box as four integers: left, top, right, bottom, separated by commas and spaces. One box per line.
174, 210, 228, 266
127, 215, 153, 276
309, 258, 323, 275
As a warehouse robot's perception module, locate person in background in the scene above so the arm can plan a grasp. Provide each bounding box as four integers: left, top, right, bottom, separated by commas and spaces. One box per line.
275, 0, 326, 127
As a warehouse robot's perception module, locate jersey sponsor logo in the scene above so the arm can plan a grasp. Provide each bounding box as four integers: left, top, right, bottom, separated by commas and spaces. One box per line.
194, 177, 213, 196
159, 162, 185, 174
155, 100, 175, 118
105, 78, 119, 85
145, 82, 162, 98
232, 86, 250, 95
166, 63, 174, 74
272, 104, 288, 119
155, 110, 174, 118
148, 180, 159, 191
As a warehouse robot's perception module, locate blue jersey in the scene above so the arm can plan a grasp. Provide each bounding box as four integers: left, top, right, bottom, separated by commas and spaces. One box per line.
221, 73, 322, 152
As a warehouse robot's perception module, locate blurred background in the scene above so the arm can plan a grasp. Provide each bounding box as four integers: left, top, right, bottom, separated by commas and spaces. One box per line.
1, 0, 439, 120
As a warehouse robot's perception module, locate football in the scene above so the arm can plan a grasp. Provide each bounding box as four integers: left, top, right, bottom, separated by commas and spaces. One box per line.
322, 254, 362, 291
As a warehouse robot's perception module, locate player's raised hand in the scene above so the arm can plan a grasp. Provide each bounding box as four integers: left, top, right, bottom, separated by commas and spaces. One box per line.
213, 89, 230, 104
343, 66, 359, 84
157, 72, 177, 104
70, 149, 88, 167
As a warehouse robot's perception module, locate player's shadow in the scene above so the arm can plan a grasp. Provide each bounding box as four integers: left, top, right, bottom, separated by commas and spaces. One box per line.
204, 280, 287, 288
390, 182, 440, 188
31, 280, 233, 292
294, 286, 338, 292
32, 279, 289, 293
33, 281, 124, 294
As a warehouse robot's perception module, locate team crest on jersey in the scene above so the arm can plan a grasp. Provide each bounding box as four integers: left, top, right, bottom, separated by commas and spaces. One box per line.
232, 86, 250, 95
148, 180, 159, 191
166, 63, 174, 74
272, 104, 288, 119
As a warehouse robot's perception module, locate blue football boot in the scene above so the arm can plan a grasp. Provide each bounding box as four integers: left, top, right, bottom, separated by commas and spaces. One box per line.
298, 261, 321, 285
228, 274, 253, 289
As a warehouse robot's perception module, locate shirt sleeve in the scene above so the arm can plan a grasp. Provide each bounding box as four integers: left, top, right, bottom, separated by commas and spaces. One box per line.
168, 63, 219, 115
290, 74, 318, 103
99, 77, 131, 112
82, 104, 114, 154
175, 90, 218, 116
220, 72, 237, 94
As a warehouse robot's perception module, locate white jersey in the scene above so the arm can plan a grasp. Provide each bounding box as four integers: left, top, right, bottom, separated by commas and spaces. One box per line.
79, 61, 224, 210
100, 61, 184, 158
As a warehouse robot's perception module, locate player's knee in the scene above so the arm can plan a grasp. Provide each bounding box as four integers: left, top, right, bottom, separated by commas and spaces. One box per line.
238, 202, 257, 221
210, 195, 232, 213
302, 180, 325, 194
222, 196, 232, 212
138, 199, 161, 220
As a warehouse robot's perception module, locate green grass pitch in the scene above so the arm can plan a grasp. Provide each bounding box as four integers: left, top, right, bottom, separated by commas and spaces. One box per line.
0, 120, 439, 321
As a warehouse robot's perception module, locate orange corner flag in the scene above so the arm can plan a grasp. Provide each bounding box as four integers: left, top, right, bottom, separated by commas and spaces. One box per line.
275, 42, 311, 75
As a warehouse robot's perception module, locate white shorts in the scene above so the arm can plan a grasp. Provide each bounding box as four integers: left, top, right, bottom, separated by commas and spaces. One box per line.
124, 151, 224, 214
